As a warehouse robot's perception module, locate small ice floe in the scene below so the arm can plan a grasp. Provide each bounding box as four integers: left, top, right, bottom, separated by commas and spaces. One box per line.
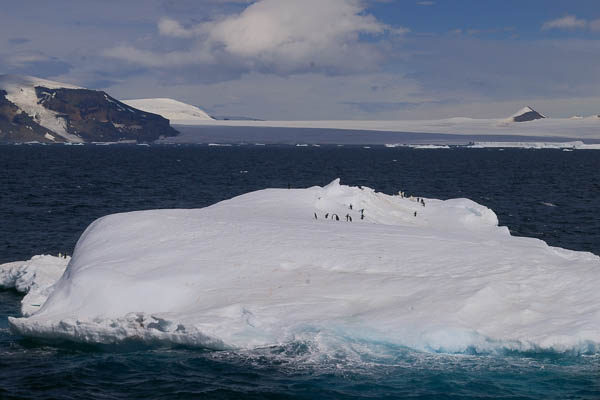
540, 202, 557, 207
0, 255, 70, 316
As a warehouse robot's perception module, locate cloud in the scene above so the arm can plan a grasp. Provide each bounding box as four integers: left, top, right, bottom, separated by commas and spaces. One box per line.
416, 1, 435, 6
105, 0, 406, 75
0, 50, 72, 77
103, 71, 424, 120
401, 35, 600, 104
466, 27, 515, 36
542, 15, 588, 31
104, 44, 215, 67
343, 99, 455, 113
8, 38, 30, 45
157, 18, 200, 38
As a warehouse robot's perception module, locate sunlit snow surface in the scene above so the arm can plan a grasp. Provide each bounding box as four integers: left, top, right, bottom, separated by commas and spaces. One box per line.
121, 98, 214, 121
6, 180, 600, 354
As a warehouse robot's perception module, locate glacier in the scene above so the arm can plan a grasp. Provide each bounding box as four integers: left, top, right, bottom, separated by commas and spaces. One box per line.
4, 180, 600, 354
121, 98, 214, 122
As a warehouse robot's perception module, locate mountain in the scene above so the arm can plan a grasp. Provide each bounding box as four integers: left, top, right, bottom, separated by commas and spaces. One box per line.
0, 75, 178, 143
121, 98, 214, 123
508, 106, 546, 122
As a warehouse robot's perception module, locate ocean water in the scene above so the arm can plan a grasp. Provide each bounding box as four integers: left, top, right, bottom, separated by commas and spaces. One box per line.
1, 145, 600, 399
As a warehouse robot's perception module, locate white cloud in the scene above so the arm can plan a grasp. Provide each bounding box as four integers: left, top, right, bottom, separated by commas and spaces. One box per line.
105, 0, 406, 75
542, 15, 588, 30
158, 18, 201, 38
103, 44, 215, 67
590, 19, 600, 32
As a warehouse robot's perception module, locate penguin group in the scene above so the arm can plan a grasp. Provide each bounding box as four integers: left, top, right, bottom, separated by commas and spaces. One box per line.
313, 191, 426, 221
314, 204, 362, 222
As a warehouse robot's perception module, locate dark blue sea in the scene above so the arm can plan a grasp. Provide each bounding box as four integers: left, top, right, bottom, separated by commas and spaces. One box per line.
1, 144, 600, 399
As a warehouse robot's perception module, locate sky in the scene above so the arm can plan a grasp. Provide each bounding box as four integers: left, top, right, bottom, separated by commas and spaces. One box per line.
1, 0, 599, 120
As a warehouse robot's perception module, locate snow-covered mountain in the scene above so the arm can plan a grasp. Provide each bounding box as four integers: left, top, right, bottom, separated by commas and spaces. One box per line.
121, 98, 214, 123
0, 75, 178, 143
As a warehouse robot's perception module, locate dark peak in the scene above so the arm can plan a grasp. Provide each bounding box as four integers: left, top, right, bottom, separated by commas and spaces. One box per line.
510, 106, 546, 122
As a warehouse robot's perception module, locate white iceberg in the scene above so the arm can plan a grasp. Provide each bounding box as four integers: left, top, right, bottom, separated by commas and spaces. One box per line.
6, 180, 600, 354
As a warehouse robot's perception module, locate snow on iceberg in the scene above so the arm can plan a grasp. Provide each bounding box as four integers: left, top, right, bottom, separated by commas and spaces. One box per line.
7, 180, 600, 354
0, 255, 69, 316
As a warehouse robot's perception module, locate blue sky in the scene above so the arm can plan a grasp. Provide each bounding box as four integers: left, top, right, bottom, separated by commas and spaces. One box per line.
1, 0, 599, 119
372, 0, 600, 39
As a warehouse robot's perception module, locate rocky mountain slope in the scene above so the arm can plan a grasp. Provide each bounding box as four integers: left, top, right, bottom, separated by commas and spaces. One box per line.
0, 75, 178, 143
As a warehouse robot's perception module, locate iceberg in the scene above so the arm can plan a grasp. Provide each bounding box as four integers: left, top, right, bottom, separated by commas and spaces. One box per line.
6, 180, 600, 354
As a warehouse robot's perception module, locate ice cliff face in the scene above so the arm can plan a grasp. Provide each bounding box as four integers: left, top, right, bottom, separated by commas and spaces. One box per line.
0, 75, 179, 143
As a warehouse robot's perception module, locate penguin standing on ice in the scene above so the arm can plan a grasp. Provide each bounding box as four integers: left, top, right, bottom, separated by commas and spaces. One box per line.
314, 212, 318, 220
325, 213, 329, 219
414, 211, 417, 217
